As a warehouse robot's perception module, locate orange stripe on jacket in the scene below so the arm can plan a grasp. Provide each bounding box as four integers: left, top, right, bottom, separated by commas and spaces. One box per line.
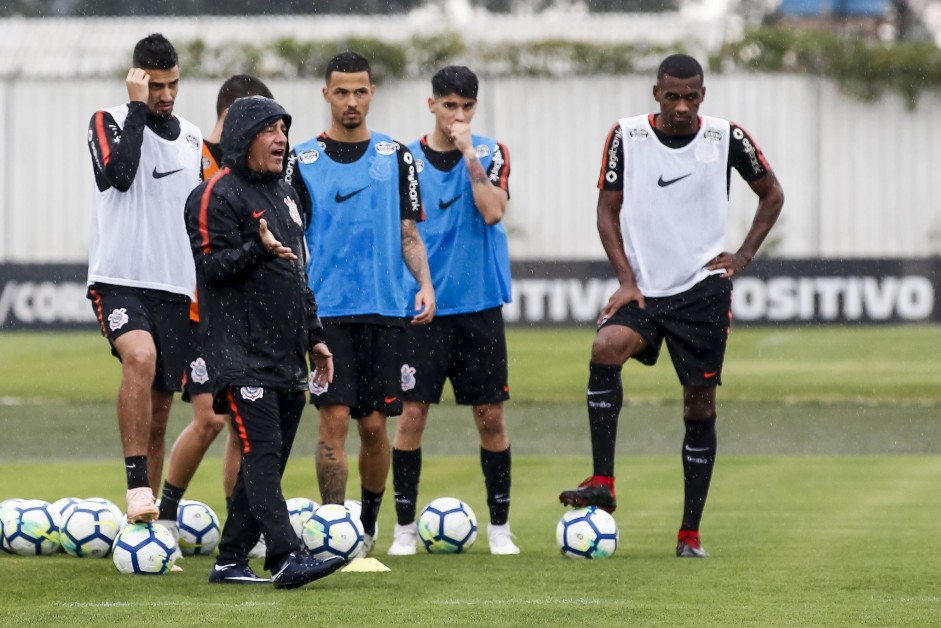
94, 111, 111, 166
199, 167, 230, 255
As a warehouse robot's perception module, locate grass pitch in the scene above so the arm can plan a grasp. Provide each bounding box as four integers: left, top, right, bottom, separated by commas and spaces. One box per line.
1, 326, 940, 626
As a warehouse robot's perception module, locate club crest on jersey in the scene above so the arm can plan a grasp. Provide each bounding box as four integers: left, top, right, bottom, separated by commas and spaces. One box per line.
108, 308, 129, 331
400, 364, 417, 392
308, 371, 329, 396
190, 357, 210, 384
185, 133, 200, 150
284, 196, 302, 226
240, 387, 264, 401
369, 155, 393, 182
298, 149, 319, 164
629, 128, 648, 141
703, 129, 722, 144
415, 158, 425, 174
375, 141, 397, 156
475, 144, 491, 158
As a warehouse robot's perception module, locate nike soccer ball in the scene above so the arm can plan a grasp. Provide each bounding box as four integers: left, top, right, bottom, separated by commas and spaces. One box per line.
50, 497, 82, 526
1, 499, 60, 556
417, 497, 478, 554
287, 497, 319, 538
112, 523, 177, 575
0, 498, 24, 554
60, 499, 125, 557
556, 506, 619, 559
301, 503, 364, 561
177, 499, 221, 556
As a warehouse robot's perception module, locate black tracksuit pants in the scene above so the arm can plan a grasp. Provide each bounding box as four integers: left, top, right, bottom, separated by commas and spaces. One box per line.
216, 386, 305, 572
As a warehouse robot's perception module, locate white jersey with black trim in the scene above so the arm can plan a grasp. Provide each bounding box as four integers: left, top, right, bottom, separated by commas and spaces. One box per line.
87, 104, 201, 297
618, 114, 731, 297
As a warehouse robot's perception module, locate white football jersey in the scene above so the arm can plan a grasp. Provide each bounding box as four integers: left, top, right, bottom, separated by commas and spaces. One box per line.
618, 114, 731, 297
87, 104, 201, 297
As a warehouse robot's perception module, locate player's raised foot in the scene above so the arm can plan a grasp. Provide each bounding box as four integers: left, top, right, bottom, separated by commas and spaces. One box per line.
155, 519, 183, 571
387, 523, 418, 556
208, 562, 271, 584
676, 530, 710, 558
125, 487, 159, 523
558, 476, 617, 513
487, 523, 520, 555
271, 550, 344, 589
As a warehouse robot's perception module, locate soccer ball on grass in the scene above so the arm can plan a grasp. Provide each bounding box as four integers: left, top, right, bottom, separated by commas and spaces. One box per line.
112, 522, 177, 575
60, 499, 125, 557
1, 499, 60, 556
556, 506, 619, 559
416, 497, 478, 554
301, 503, 363, 561
177, 499, 221, 556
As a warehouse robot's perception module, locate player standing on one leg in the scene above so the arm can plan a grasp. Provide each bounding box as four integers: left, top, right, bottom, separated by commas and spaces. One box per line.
388, 66, 517, 556
157, 75, 275, 550
285, 51, 435, 557
558, 54, 784, 557
86, 33, 201, 524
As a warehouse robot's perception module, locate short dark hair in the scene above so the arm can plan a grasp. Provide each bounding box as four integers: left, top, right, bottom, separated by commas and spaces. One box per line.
657, 54, 704, 82
325, 51, 371, 83
132, 33, 178, 71
216, 74, 273, 118
431, 66, 478, 100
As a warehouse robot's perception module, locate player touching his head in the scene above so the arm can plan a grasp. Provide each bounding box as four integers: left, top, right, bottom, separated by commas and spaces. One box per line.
388, 66, 517, 556
559, 54, 784, 558
86, 33, 201, 524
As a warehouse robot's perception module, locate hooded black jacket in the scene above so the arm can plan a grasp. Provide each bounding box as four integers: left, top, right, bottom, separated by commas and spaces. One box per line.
184, 96, 322, 393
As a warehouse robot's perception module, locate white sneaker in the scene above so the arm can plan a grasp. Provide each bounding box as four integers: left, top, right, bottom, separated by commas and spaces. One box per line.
387, 523, 418, 556
487, 523, 520, 555
155, 519, 183, 571
360, 532, 376, 558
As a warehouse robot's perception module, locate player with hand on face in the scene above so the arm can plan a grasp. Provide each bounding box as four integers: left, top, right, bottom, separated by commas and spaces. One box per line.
559, 54, 784, 558
388, 66, 517, 556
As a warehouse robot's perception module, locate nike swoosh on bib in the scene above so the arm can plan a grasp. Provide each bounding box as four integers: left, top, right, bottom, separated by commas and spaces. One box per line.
335, 187, 368, 203
153, 167, 184, 179
657, 173, 692, 187
438, 194, 462, 209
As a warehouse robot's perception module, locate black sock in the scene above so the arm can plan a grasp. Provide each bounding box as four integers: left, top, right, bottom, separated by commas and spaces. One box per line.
392, 448, 421, 525
587, 363, 623, 477
157, 481, 186, 521
480, 446, 511, 525
124, 456, 149, 490
681, 416, 717, 531
360, 488, 384, 537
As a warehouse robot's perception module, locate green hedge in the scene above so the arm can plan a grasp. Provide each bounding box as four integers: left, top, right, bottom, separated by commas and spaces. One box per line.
171, 27, 941, 104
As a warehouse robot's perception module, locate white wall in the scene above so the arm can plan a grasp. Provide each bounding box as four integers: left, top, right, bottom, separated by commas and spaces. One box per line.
2, 74, 939, 262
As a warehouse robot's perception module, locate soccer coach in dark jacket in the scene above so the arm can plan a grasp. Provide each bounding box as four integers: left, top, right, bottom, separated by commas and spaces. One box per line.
185, 96, 343, 589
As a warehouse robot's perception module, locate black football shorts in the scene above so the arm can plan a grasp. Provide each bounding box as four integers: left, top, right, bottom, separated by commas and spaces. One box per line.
181, 321, 215, 402
87, 283, 189, 392
600, 274, 733, 387
308, 321, 404, 419
400, 307, 510, 406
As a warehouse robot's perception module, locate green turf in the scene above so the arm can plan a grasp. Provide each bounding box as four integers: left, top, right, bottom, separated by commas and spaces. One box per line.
1, 456, 940, 626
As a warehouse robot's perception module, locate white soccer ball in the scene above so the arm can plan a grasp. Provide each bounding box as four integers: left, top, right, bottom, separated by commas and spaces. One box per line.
417, 497, 478, 554
302, 503, 364, 561
60, 499, 125, 557
50, 497, 82, 526
84, 497, 126, 527
177, 499, 221, 556
0, 498, 25, 554
112, 522, 177, 575
286, 497, 319, 538
1, 499, 60, 556
556, 506, 619, 559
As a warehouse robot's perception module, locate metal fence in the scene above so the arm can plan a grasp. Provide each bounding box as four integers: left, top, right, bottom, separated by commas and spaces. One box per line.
1, 74, 939, 262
